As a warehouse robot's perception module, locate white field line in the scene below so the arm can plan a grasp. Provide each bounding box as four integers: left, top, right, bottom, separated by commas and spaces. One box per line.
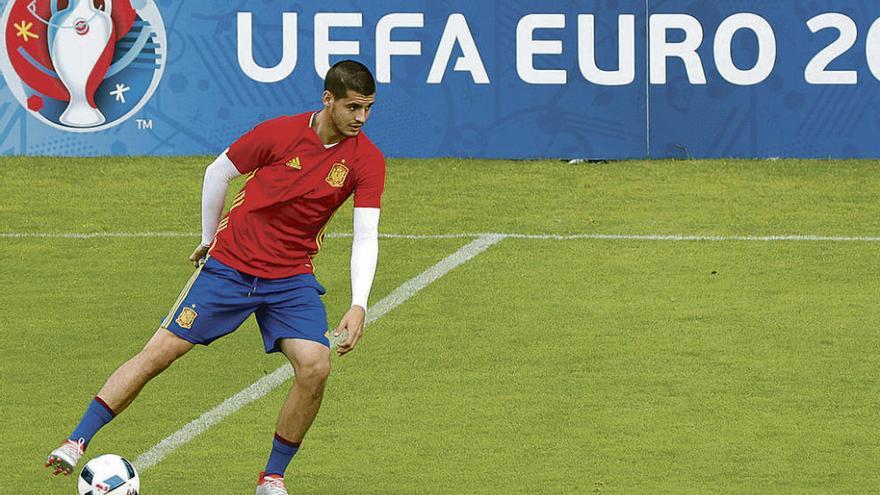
132, 234, 504, 472
2, 231, 880, 242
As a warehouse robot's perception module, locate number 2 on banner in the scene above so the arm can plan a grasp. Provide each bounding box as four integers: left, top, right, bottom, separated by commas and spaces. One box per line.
805, 13, 880, 84
805, 14, 857, 85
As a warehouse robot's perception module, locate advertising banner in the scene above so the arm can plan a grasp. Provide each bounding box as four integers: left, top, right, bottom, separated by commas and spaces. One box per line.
1, 0, 879, 159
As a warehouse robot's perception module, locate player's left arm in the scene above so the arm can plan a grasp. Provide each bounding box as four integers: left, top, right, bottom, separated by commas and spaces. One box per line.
334, 207, 380, 355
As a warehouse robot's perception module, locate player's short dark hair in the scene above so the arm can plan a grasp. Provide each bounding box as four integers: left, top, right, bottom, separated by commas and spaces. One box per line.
324, 60, 376, 98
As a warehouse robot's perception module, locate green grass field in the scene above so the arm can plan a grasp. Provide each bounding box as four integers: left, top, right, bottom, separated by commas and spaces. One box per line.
1, 157, 879, 493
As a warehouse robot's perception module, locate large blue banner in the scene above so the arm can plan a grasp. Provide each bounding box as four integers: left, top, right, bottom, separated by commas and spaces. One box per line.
1, 0, 879, 159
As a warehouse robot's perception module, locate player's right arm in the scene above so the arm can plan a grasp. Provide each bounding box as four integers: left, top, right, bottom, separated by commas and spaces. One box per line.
190, 117, 285, 265
189, 150, 242, 266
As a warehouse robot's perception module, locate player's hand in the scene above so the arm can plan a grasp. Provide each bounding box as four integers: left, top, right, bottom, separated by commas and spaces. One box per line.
189, 244, 210, 267
334, 305, 366, 356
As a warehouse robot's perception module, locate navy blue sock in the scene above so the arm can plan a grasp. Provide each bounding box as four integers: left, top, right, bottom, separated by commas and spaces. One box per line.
69, 397, 116, 447
264, 433, 300, 476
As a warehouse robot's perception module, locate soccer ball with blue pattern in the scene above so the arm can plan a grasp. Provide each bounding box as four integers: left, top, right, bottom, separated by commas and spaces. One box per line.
77, 454, 140, 495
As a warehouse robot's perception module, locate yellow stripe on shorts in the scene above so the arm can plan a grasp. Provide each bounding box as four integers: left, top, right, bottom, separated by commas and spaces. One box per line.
161, 263, 205, 328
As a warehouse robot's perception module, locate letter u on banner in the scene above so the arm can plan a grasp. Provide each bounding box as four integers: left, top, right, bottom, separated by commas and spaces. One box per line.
237, 12, 298, 83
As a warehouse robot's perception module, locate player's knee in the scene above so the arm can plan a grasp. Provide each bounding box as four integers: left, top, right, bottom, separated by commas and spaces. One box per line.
137, 328, 191, 377
138, 343, 181, 377
297, 359, 331, 386
137, 349, 175, 378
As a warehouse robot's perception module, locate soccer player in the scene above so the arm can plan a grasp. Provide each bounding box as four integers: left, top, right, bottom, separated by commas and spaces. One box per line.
45, 60, 385, 495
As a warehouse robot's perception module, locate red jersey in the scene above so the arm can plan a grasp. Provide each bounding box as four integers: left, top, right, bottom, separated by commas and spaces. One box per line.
209, 112, 386, 279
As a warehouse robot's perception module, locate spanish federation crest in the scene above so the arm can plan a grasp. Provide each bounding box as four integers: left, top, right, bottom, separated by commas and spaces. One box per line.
175, 306, 197, 329
325, 161, 349, 188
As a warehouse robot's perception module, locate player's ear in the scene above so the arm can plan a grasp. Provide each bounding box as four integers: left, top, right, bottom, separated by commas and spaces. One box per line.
322, 90, 333, 107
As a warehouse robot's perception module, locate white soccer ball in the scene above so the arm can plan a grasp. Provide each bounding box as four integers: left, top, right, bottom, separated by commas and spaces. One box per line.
77, 454, 140, 495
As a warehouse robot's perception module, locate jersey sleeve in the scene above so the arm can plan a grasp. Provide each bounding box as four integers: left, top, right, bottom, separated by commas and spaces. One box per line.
353, 150, 386, 208
226, 120, 282, 174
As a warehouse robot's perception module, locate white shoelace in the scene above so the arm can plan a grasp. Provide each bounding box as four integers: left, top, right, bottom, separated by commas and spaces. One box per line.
62, 438, 85, 457
263, 476, 287, 494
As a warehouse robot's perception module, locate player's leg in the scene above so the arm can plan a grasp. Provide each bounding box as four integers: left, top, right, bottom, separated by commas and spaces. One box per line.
46, 328, 193, 475
255, 274, 330, 493
276, 338, 332, 448
47, 257, 257, 476
96, 327, 194, 413
258, 339, 331, 494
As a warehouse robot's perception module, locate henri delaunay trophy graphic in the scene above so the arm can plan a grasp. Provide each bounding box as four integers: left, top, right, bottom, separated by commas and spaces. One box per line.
0, 0, 166, 132
50, 0, 114, 127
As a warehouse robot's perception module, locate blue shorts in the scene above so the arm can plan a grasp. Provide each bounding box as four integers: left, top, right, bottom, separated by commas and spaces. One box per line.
160, 257, 329, 352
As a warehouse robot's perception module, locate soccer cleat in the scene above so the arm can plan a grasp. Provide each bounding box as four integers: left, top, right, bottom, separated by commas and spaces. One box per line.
45, 438, 85, 476
256, 471, 288, 495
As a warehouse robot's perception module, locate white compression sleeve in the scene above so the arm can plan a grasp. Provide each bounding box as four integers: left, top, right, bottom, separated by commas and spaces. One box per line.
200, 151, 241, 247
351, 207, 381, 310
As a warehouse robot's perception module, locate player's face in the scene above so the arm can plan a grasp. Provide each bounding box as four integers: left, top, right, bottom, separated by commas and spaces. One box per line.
325, 90, 375, 137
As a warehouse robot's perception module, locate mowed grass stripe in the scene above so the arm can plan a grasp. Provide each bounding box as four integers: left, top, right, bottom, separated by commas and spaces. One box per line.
2, 158, 880, 237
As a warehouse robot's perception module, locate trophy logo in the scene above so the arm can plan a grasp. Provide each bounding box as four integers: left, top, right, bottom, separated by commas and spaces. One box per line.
0, 0, 166, 132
